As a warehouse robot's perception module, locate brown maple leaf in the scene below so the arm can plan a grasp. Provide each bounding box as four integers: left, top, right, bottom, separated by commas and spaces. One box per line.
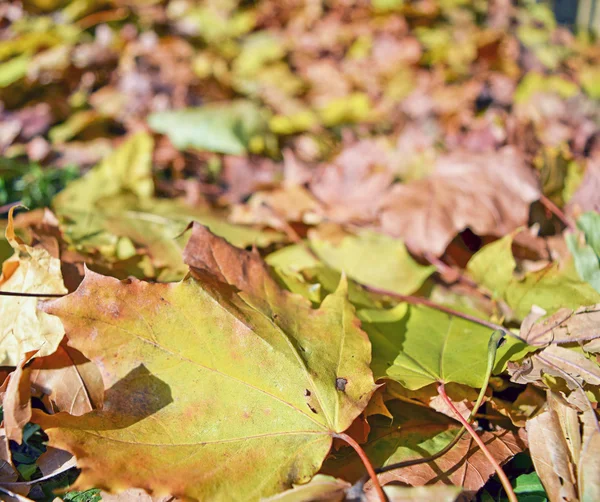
379, 147, 540, 256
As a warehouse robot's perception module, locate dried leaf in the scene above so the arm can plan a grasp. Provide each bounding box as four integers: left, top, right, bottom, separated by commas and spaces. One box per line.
380, 148, 540, 256
2, 351, 36, 443
520, 304, 600, 346
323, 401, 526, 494
29, 341, 104, 415
0, 210, 67, 366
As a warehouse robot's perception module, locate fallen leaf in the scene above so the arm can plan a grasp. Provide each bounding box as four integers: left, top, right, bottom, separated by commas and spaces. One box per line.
260, 474, 462, 502
526, 391, 599, 502
323, 401, 526, 495
310, 140, 393, 223
52, 132, 154, 212
358, 303, 522, 390
52, 136, 283, 281
100, 489, 179, 502
567, 158, 600, 216
467, 232, 600, 320
0, 210, 67, 366
372, 484, 461, 502
567, 211, 600, 293
29, 341, 104, 416
308, 229, 434, 296
380, 148, 540, 256
260, 475, 350, 501
520, 304, 600, 346
147, 101, 269, 155
0, 429, 17, 483
33, 227, 376, 501
2, 351, 36, 443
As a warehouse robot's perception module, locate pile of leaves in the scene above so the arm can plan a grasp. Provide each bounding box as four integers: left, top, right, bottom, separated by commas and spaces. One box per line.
1, 0, 600, 500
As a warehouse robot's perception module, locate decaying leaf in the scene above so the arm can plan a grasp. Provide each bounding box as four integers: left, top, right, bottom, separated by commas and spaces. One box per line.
380, 148, 540, 256
2, 351, 36, 443
29, 341, 104, 416
527, 391, 600, 502
520, 304, 600, 346
33, 226, 376, 501
0, 429, 17, 483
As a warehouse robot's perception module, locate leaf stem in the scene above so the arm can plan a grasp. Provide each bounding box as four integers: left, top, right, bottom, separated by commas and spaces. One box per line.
334, 432, 387, 502
363, 285, 509, 335
539, 194, 575, 230
423, 252, 481, 289
437, 383, 517, 502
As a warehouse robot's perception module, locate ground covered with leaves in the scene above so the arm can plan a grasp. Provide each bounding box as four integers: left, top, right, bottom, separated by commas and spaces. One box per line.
0, 0, 599, 501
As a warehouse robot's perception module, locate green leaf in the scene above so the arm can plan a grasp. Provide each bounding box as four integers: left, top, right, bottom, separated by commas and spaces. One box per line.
62, 489, 102, 502
309, 231, 434, 296
147, 100, 269, 155
53, 132, 154, 211
567, 212, 600, 293
359, 304, 524, 390
0, 54, 30, 88
53, 133, 283, 280
467, 233, 600, 320
513, 472, 547, 500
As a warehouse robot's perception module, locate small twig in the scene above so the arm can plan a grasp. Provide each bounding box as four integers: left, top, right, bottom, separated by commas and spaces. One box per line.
364, 285, 513, 337
334, 432, 388, 502
539, 194, 575, 231
0, 201, 22, 214
0, 291, 66, 298
423, 252, 480, 289
438, 383, 517, 502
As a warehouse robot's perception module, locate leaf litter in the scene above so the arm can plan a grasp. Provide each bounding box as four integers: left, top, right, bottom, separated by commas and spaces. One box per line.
0, 0, 600, 501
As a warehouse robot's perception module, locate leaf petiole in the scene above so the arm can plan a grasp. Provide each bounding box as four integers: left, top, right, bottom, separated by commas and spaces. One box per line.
333, 432, 388, 502
437, 382, 517, 502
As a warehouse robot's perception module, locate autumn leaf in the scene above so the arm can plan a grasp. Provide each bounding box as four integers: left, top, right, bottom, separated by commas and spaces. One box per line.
33, 226, 376, 501
29, 341, 104, 416
527, 391, 600, 502
52, 132, 154, 211
2, 351, 37, 443
260, 474, 462, 502
467, 231, 600, 320
51, 133, 283, 281
147, 101, 269, 155
266, 229, 434, 297
323, 401, 526, 493
308, 229, 435, 296
519, 304, 600, 346
380, 148, 540, 256
0, 209, 67, 366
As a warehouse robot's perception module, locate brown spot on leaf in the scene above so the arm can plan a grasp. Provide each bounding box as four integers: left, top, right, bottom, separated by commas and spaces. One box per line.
304, 389, 311, 397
